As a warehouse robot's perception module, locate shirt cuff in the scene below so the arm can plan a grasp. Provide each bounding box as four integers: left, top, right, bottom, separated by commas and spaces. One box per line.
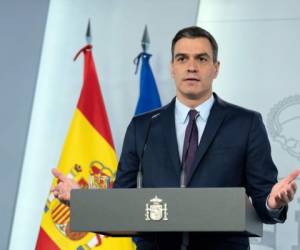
266, 196, 284, 221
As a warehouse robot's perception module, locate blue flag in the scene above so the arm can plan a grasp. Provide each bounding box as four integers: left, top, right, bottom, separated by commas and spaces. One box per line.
135, 52, 161, 114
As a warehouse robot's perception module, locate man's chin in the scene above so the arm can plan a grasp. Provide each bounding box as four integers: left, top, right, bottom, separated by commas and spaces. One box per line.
179, 90, 212, 102
184, 93, 205, 100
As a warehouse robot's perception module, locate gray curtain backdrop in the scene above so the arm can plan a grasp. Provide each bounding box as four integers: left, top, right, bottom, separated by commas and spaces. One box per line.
0, 1, 49, 250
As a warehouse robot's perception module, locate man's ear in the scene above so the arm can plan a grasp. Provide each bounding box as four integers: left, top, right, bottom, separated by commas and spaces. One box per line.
213, 61, 220, 79
170, 61, 175, 78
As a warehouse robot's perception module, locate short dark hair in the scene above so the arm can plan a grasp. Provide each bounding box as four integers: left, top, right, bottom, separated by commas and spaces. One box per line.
171, 26, 218, 62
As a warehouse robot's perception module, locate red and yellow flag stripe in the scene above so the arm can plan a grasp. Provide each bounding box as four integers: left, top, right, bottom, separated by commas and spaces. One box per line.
36, 45, 135, 250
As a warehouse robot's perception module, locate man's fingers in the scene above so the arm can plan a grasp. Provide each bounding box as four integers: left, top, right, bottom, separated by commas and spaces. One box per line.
270, 181, 297, 208
52, 168, 66, 182
291, 182, 297, 193
274, 195, 284, 207
286, 169, 300, 184
278, 191, 286, 203
57, 191, 70, 201
51, 184, 60, 193
279, 190, 291, 204
50, 169, 76, 203
286, 182, 297, 201
52, 186, 69, 201
53, 191, 59, 197
286, 187, 295, 201
58, 193, 65, 201
274, 195, 282, 203
51, 181, 63, 195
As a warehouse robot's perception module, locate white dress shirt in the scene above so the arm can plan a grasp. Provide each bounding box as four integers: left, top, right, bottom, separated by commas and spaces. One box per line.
175, 94, 214, 161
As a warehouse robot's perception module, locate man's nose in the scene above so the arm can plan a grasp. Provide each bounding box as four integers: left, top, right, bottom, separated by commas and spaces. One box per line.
187, 60, 198, 72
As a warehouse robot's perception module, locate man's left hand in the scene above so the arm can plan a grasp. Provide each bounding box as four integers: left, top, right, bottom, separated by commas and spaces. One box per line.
267, 169, 300, 209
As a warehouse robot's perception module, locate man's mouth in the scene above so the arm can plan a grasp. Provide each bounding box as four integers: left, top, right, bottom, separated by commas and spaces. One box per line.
183, 77, 200, 82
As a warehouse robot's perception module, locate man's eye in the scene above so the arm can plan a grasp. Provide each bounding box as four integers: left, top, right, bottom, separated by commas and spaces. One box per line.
177, 57, 185, 62
199, 57, 208, 62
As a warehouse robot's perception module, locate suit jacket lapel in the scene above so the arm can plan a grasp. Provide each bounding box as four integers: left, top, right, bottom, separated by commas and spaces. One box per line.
186, 94, 228, 185
161, 98, 181, 178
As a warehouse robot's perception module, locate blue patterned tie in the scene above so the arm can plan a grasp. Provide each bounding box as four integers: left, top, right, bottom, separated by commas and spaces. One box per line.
182, 109, 199, 182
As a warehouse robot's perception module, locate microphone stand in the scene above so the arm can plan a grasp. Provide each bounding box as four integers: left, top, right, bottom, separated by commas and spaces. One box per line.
135, 113, 160, 249
181, 150, 189, 250
137, 113, 160, 188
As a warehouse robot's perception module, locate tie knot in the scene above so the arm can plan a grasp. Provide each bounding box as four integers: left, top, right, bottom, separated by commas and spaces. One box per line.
188, 109, 198, 120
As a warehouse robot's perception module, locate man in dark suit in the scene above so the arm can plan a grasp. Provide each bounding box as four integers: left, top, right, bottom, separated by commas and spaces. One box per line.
52, 26, 299, 250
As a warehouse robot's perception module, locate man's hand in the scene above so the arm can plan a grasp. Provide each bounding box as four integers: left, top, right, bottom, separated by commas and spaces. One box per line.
50, 168, 80, 202
267, 169, 300, 209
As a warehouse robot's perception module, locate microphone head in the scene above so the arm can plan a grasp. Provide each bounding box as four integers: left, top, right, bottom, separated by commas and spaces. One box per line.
151, 113, 161, 119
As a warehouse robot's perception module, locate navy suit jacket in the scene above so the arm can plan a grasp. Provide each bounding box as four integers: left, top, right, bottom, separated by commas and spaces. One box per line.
114, 94, 287, 250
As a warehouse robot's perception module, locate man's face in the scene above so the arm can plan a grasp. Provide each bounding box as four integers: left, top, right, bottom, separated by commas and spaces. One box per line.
171, 37, 220, 105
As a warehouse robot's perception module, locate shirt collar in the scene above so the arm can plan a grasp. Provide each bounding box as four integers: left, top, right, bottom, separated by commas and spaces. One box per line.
175, 95, 215, 123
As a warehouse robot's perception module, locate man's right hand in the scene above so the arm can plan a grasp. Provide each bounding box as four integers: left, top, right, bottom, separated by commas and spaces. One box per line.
50, 168, 80, 202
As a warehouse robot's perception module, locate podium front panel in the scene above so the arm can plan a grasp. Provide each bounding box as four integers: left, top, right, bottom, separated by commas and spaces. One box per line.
70, 188, 262, 236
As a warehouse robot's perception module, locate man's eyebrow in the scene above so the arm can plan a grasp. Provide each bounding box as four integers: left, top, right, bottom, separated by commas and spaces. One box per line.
195, 52, 210, 58
174, 53, 188, 58
174, 52, 211, 59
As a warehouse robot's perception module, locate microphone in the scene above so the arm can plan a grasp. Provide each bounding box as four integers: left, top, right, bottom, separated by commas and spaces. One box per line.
136, 112, 161, 188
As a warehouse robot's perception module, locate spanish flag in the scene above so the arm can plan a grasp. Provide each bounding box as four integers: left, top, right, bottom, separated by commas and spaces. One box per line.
35, 44, 135, 250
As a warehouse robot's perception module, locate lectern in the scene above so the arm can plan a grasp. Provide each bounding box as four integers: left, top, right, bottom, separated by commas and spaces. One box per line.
70, 187, 262, 237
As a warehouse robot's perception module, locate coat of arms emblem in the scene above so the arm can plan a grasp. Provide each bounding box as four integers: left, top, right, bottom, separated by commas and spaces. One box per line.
145, 195, 168, 221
